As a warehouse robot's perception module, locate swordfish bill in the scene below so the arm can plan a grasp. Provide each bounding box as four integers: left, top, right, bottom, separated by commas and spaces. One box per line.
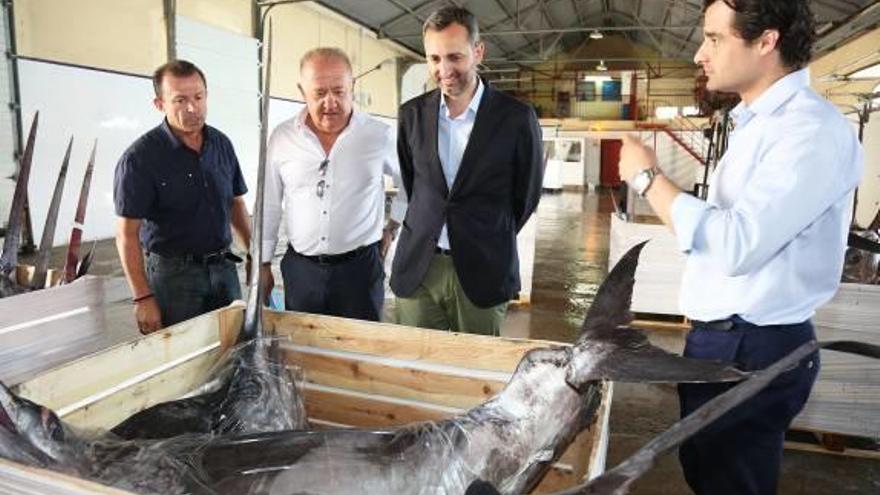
30, 137, 73, 290
242, 18, 273, 342
0, 112, 39, 277
62, 139, 97, 283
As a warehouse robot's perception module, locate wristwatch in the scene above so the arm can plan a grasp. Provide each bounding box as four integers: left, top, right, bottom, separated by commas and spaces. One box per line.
631, 167, 660, 197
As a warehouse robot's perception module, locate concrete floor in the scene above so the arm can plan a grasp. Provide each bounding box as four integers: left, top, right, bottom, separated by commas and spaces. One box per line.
20, 189, 879, 494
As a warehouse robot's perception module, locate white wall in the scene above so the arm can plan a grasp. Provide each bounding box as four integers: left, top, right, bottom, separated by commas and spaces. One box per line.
401, 63, 428, 106
856, 109, 880, 228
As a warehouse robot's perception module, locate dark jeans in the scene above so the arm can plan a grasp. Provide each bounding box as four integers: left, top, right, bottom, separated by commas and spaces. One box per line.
146, 253, 241, 327
678, 316, 820, 495
280, 243, 384, 321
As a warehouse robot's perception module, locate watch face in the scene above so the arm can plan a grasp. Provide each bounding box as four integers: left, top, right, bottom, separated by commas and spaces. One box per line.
633, 170, 649, 194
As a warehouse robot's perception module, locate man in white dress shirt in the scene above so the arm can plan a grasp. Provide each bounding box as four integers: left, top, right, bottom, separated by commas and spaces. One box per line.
618, 1, 863, 494
260, 47, 406, 321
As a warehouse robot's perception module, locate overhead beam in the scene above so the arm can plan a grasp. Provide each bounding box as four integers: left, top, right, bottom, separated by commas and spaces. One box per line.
815, 1, 880, 56
377, 0, 440, 33
484, 56, 695, 64
607, 10, 702, 55
381, 24, 699, 39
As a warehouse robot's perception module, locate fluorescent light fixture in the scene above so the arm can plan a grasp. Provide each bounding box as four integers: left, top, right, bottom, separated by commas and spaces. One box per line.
596, 60, 608, 71
590, 29, 604, 40
583, 75, 612, 83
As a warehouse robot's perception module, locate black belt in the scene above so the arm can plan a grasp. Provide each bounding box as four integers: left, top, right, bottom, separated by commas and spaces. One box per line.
435, 247, 452, 255
693, 319, 736, 331
692, 315, 754, 332
148, 249, 237, 265
290, 242, 378, 266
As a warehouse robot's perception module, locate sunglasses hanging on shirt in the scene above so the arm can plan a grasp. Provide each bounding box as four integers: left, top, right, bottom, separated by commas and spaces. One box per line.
316, 158, 329, 198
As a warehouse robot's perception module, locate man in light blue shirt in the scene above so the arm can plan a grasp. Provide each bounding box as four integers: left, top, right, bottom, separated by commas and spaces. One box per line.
618, 1, 863, 494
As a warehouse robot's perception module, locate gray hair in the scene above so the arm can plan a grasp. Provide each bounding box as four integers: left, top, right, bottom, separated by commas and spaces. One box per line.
299, 47, 353, 74
423, 6, 480, 44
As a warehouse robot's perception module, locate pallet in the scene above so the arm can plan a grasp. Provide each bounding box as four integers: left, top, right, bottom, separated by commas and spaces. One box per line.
785, 428, 880, 460
2, 303, 611, 494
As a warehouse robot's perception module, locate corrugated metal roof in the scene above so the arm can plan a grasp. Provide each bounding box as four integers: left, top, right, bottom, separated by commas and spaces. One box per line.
310, 0, 880, 69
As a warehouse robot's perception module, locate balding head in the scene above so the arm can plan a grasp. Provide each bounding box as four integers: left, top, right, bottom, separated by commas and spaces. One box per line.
300, 47, 353, 75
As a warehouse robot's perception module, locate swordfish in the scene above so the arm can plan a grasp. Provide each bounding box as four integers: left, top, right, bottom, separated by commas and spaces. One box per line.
2, 240, 879, 494
183, 241, 748, 495
0, 241, 744, 494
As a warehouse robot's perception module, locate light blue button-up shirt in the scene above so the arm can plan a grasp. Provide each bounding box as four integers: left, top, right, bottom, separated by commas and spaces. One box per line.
670, 69, 863, 325
436, 79, 485, 250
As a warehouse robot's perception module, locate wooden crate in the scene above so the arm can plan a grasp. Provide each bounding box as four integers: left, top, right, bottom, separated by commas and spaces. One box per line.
2, 304, 611, 494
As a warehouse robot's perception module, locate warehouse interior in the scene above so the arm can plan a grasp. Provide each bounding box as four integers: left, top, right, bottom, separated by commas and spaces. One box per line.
1, 0, 879, 493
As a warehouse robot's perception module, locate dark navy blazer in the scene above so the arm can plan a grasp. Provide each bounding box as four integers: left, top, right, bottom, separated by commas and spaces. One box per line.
391, 83, 544, 308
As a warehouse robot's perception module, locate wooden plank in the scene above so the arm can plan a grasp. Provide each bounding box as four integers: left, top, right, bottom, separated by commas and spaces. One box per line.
13, 306, 227, 411
60, 347, 222, 430
784, 440, 880, 460
303, 386, 454, 428
814, 283, 880, 337
285, 349, 508, 409
532, 464, 580, 493
267, 310, 559, 373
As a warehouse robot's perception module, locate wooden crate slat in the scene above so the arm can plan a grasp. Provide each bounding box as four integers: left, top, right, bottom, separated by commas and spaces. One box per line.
268, 310, 558, 372
532, 464, 579, 493
286, 349, 508, 409
60, 348, 223, 431
303, 385, 455, 428
13, 309, 226, 410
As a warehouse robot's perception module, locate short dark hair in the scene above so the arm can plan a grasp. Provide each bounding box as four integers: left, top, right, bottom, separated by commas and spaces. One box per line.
423, 6, 480, 44
152, 60, 207, 97
703, 0, 815, 70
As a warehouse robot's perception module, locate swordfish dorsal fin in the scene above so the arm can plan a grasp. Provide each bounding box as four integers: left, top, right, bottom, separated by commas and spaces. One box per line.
240, 19, 273, 343
575, 241, 646, 345
0, 112, 39, 277
31, 136, 73, 290
567, 240, 744, 388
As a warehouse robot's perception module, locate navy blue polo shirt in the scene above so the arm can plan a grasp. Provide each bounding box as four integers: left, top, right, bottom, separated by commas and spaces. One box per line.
114, 120, 247, 256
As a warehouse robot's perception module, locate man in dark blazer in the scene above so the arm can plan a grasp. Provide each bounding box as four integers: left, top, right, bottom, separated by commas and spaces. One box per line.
391, 6, 544, 335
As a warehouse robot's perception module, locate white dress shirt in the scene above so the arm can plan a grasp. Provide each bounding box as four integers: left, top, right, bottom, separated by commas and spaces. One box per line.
262, 109, 407, 262
670, 69, 863, 325
436, 79, 485, 250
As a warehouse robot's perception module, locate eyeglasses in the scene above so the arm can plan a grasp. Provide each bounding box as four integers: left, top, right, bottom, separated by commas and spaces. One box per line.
316, 159, 329, 198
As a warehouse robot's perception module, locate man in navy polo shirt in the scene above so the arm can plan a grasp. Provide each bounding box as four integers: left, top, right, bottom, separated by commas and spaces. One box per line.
114, 60, 251, 333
